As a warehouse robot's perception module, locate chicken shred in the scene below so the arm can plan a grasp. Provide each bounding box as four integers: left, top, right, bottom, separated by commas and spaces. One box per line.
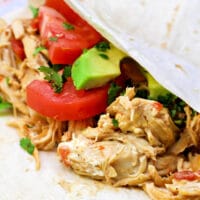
1, 17, 200, 200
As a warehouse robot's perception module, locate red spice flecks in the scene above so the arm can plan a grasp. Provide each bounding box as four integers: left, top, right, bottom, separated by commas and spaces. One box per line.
58, 147, 71, 166
153, 101, 163, 112
174, 170, 198, 181
98, 145, 105, 151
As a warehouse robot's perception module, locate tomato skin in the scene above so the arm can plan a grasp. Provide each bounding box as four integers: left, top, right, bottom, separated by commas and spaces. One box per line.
10, 38, 25, 60
44, 1, 103, 47
26, 79, 109, 121
48, 38, 87, 64
38, 6, 66, 42
38, 6, 102, 64
45, 0, 83, 25
30, 17, 39, 30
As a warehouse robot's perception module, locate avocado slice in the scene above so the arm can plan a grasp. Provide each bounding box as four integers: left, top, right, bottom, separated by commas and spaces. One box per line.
142, 69, 169, 99
72, 42, 126, 90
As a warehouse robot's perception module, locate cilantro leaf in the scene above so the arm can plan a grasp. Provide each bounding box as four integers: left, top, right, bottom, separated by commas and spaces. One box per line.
108, 83, 122, 104
0, 102, 12, 111
39, 66, 63, 93
62, 66, 72, 82
52, 64, 63, 72
29, 5, 39, 18
112, 118, 119, 128
20, 138, 35, 155
62, 22, 75, 30
0, 96, 12, 111
33, 46, 46, 56
96, 41, 110, 52
49, 37, 58, 42
99, 53, 109, 60
5, 77, 10, 85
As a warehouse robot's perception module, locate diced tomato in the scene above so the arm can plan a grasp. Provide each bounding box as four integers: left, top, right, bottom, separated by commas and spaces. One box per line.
38, 6, 102, 64
10, 38, 25, 60
45, 0, 84, 25
174, 171, 198, 181
26, 78, 109, 121
30, 17, 39, 30
48, 38, 87, 64
38, 6, 66, 42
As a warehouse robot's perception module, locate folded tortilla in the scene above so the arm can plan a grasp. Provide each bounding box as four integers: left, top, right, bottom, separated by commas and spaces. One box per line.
0, 2, 149, 200
1, 1, 200, 199
65, 0, 200, 112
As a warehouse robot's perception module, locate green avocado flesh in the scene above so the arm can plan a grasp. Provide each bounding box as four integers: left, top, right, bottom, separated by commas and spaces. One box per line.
72, 43, 126, 90
142, 70, 169, 99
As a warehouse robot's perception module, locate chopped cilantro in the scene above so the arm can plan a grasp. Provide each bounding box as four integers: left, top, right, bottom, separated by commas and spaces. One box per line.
52, 64, 63, 72
39, 66, 63, 93
33, 46, 46, 56
20, 138, 35, 155
170, 109, 177, 118
174, 119, 185, 126
99, 53, 109, 60
192, 110, 198, 116
0, 96, 12, 111
96, 41, 110, 52
156, 93, 187, 128
112, 118, 119, 128
62, 22, 75, 30
5, 77, 10, 85
108, 83, 122, 104
39, 64, 72, 93
135, 89, 148, 99
62, 66, 72, 82
0, 102, 12, 110
157, 93, 176, 107
29, 5, 39, 18
49, 36, 58, 42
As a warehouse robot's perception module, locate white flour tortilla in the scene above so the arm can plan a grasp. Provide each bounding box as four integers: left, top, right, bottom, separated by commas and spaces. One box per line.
0, 2, 150, 200
65, 0, 200, 113
0, 116, 149, 200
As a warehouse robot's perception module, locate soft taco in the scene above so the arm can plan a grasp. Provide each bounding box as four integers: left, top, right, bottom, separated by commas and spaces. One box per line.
1, 0, 200, 199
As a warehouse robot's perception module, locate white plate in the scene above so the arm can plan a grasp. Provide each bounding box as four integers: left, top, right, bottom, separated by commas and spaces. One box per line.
0, 2, 149, 200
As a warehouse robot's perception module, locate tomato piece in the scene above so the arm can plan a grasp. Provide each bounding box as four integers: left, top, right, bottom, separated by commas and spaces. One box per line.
26, 78, 109, 121
44, 1, 102, 46
48, 38, 87, 64
38, 6, 102, 64
45, 0, 84, 25
30, 17, 39, 30
10, 38, 25, 60
77, 24, 102, 48
38, 6, 66, 41
174, 171, 198, 181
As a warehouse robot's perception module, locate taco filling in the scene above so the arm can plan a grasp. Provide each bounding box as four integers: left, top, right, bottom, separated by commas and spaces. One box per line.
0, 0, 200, 200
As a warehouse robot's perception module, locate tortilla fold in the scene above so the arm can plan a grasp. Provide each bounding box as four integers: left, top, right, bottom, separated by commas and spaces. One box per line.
65, 0, 200, 112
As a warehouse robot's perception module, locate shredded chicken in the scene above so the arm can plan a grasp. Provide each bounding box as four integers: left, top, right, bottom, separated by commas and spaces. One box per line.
11, 19, 25, 39
1, 17, 200, 200
58, 89, 176, 186
0, 19, 61, 154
